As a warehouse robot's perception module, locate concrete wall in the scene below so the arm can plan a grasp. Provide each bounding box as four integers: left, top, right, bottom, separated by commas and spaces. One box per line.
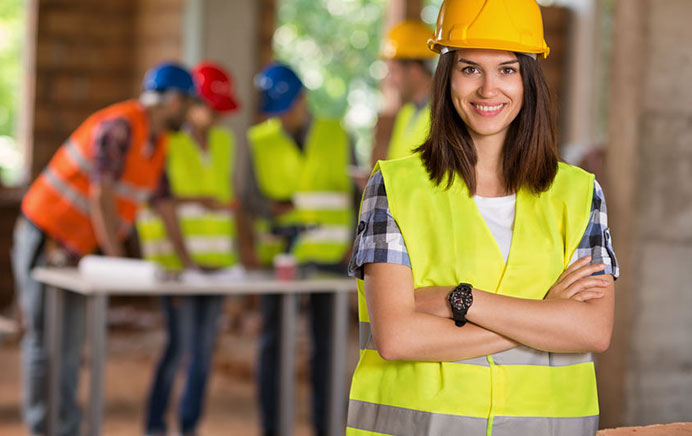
601, 0, 692, 426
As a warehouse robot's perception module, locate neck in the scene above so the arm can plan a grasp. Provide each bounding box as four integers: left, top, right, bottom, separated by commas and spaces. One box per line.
146, 106, 166, 138
410, 80, 431, 106
191, 125, 209, 149
472, 131, 509, 197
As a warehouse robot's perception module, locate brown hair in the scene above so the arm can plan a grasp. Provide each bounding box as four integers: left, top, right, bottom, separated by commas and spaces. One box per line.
414, 51, 558, 195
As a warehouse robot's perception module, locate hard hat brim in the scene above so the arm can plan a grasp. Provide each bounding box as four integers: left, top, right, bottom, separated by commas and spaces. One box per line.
428, 37, 550, 59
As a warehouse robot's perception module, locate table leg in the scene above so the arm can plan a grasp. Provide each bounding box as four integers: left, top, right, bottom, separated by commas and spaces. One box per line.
87, 294, 108, 436
278, 293, 298, 436
45, 285, 64, 436
327, 291, 349, 436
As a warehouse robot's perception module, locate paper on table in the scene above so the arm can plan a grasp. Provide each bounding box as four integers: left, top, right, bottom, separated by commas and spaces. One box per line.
179, 265, 247, 284
78, 255, 164, 286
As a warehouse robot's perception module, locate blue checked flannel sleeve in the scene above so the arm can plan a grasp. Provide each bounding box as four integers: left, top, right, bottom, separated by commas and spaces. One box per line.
348, 171, 411, 279
574, 179, 620, 279
348, 172, 619, 280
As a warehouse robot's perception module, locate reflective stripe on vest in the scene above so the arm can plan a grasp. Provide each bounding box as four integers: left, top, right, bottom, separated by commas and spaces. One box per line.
386, 103, 430, 160
136, 128, 237, 270
347, 400, 597, 436
247, 118, 353, 265
21, 100, 166, 255
348, 157, 597, 435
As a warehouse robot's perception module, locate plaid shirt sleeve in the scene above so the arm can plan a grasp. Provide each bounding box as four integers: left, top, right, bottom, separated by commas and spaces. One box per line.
348, 170, 411, 279
90, 117, 132, 183
575, 179, 620, 279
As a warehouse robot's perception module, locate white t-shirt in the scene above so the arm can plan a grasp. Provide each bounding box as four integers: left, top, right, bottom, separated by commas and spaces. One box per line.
474, 193, 578, 265
473, 194, 516, 263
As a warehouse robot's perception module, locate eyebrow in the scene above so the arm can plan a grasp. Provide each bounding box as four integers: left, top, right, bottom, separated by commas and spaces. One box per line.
457, 58, 519, 66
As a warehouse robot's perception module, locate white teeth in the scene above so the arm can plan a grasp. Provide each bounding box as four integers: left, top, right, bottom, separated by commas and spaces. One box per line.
475, 104, 504, 112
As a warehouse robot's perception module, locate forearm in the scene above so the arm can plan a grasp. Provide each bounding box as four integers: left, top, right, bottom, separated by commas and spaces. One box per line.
152, 199, 195, 268
467, 285, 614, 353
373, 312, 518, 361
365, 264, 518, 362
89, 185, 124, 257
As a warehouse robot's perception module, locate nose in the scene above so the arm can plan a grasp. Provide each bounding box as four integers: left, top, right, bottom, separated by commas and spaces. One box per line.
477, 73, 499, 99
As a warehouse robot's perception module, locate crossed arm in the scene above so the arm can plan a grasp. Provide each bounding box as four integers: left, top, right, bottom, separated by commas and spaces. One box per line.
364, 256, 614, 362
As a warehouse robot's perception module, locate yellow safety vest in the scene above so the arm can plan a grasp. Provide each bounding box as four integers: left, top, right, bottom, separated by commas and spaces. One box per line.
386, 102, 430, 160
136, 127, 237, 270
247, 117, 353, 265
347, 155, 598, 436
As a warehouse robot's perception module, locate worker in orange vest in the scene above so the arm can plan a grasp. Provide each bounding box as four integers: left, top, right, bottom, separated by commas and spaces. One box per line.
11, 62, 197, 436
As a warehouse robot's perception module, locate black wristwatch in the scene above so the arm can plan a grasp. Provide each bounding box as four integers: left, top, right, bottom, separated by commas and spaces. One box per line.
448, 283, 474, 327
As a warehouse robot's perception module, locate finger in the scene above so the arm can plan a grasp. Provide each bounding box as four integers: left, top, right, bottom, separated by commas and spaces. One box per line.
557, 256, 592, 284
560, 262, 606, 289
572, 290, 605, 302
563, 277, 609, 298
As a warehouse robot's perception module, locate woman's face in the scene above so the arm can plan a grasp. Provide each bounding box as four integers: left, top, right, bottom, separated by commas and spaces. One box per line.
450, 49, 524, 142
187, 102, 218, 129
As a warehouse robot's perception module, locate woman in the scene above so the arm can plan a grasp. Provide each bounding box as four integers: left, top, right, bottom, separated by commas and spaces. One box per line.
346, 1, 618, 435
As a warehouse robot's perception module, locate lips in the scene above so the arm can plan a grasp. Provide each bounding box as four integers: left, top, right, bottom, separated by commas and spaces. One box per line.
471, 102, 506, 117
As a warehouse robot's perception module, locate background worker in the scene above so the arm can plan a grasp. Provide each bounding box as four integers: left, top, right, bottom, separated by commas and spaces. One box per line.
247, 63, 357, 436
12, 62, 196, 436
370, 20, 436, 165
137, 61, 247, 436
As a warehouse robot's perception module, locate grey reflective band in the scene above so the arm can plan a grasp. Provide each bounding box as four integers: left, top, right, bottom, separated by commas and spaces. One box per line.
348, 399, 488, 436
64, 140, 93, 173
348, 400, 598, 436
114, 180, 151, 203
452, 356, 490, 367
491, 415, 599, 436
439, 45, 538, 59
492, 346, 594, 366
43, 168, 91, 215
359, 321, 375, 350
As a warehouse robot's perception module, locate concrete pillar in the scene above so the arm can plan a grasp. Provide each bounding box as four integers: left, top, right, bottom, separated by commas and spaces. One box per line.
601, 0, 692, 426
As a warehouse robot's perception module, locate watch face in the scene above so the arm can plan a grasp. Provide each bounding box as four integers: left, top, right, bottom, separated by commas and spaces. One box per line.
450, 289, 472, 311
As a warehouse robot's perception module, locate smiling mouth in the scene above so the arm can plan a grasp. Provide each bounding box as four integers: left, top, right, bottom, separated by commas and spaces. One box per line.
471, 103, 506, 116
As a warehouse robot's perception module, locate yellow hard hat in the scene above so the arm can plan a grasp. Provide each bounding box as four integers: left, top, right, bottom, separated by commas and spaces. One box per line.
428, 0, 550, 59
382, 20, 437, 60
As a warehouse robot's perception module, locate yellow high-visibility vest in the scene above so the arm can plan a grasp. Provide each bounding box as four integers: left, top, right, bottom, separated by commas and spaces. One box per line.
136, 127, 237, 270
348, 155, 598, 436
386, 102, 430, 160
247, 117, 353, 265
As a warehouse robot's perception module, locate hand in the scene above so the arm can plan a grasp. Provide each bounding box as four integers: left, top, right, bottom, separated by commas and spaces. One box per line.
546, 256, 609, 302
414, 286, 455, 318
197, 197, 226, 211
270, 200, 294, 217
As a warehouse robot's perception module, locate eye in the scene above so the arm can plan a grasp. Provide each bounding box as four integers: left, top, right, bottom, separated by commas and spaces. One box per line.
461, 66, 480, 75
500, 66, 517, 75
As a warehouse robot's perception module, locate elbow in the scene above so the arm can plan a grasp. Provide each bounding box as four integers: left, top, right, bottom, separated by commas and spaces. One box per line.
587, 329, 613, 354
592, 333, 612, 354
373, 335, 405, 361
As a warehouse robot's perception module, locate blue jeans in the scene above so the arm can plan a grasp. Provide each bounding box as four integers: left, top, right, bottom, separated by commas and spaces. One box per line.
144, 294, 224, 435
258, 292, 333, 436
11, 217, 85, 436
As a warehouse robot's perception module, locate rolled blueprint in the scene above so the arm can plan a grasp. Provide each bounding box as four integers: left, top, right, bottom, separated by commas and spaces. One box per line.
78, 255, 164, 286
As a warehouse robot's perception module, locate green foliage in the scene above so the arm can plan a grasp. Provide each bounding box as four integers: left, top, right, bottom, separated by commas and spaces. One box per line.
0, 0, 24, 185
273, 0, 388, 164
0, 0, 22, 138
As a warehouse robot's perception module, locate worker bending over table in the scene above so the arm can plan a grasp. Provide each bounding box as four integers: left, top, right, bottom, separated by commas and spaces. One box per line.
12, 63, 198, 436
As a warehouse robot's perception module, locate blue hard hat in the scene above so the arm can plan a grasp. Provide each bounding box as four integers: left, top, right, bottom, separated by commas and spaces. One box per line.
142, 62, 196, 96
254, 63, 304, 115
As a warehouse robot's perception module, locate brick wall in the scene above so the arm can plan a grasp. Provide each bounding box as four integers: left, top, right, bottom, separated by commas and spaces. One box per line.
0, 0, 184, 310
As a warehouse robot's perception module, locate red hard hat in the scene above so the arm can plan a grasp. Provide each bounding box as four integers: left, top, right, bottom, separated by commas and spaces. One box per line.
192, 61, 240, 113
